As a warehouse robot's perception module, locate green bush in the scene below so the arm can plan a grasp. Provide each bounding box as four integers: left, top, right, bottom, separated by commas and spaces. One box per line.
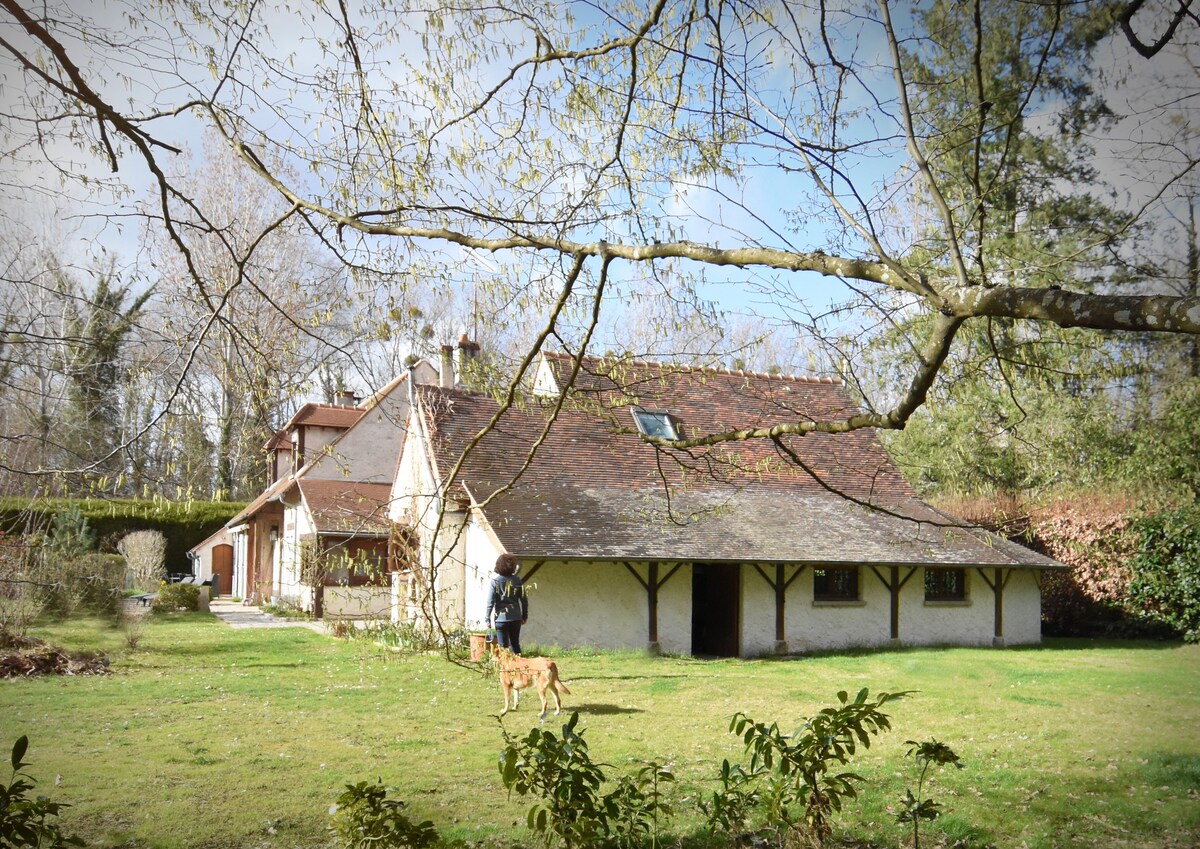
499, 712, 610, 849
0, 497, 244, 572
42, 553, 126, 618
896, 739, 964, 849
152, 582, 199, 613
1126, 507, 1200, 642
0, 735, 84, 848
329, 781, 437, 849
498, 712, 675, 849
713, 688, 910, 842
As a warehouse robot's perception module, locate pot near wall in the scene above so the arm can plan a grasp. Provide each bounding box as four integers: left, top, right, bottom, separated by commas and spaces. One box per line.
469, 632, 493, 661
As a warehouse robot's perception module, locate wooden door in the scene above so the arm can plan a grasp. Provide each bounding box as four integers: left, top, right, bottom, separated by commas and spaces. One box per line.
211, 544, 233, 596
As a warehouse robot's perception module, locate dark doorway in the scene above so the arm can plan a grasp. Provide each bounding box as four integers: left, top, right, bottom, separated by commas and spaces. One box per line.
692, 563, 740, 657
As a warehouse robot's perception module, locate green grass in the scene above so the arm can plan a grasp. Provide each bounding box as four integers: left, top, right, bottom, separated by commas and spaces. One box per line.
4, 614, 1199, 849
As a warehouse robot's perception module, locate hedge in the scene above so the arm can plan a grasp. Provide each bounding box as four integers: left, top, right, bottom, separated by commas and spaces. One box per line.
0, 498, 246, 573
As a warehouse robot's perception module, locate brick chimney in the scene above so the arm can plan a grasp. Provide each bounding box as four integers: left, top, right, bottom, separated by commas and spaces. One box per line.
439, 344, 455, 389
456, 334, 481, 379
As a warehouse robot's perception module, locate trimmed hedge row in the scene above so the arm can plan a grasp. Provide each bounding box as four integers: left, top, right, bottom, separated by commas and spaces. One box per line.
0, 498, 246, 573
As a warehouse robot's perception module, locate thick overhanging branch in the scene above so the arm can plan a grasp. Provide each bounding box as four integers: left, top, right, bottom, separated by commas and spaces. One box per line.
950, 286, 1200, 335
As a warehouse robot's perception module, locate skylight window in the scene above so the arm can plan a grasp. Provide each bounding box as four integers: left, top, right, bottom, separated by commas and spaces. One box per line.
631, 408, 678, 440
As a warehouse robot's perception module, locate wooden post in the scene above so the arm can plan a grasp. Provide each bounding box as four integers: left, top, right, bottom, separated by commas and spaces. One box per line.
625, 561, 682, 654
647, 561, 660, 651
869, 565, 918, 647
993, 566, 1003, 647
752, 564, 806, 654
890, 566, 901, 642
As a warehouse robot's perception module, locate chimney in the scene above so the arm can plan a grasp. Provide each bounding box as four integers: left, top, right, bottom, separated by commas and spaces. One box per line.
456, 334, 481, 384
439, 344, 455, 389
335, 388, 358, 407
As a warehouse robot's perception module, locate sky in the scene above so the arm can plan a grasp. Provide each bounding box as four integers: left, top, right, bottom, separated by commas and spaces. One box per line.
1, 0, 1197, 386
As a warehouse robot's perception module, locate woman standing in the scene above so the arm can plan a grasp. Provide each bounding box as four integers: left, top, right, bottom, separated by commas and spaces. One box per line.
486, 553, 528, 655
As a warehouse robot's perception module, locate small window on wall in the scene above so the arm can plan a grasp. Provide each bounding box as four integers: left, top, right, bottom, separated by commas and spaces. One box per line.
925, 567, 966, 601
631, 408, 678, 440
813, 566, 859, 601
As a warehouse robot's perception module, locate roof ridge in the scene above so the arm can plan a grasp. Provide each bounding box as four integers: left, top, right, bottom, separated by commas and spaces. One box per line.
544, 350, 842, 386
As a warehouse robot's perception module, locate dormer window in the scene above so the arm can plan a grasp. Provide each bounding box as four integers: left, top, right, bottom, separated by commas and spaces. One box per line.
631, 408, 678, 440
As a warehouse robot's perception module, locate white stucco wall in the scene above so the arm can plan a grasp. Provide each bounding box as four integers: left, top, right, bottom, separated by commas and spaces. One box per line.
899, 568, 991, 646
996, 569, 1043, 646
777, 567, 893, 653
510, 562, 1045, 657
307, 366, 434, 483
230, 526, 248, 598
297, 424, 345, 468
271, 503, 310, 606
188, 528, 232, 582
469, 561, 693, 655
463, 521, 502, 631
895, 566, 1042, 647
324, 586, 391, 619
456, 557, 1047, 656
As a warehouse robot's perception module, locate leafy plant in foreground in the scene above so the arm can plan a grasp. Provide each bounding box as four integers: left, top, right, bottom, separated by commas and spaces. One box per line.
725, 688, 910, 841
0, 735, 84, 848
499, 712, 609, 848
498, 711, 677, 849
699, 758, 763, 842
896, 739, 964, 849
603, 761, 674, 849
329, 780, 438, 849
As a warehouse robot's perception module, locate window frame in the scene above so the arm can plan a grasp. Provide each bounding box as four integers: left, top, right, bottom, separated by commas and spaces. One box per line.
924, 567, 967, 602
631, 407, 679, 440
812, 566, 860, 602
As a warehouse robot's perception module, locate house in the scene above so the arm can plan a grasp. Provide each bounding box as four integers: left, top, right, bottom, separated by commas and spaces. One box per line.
189, 358, 441, 614
389, 351, 1063, 656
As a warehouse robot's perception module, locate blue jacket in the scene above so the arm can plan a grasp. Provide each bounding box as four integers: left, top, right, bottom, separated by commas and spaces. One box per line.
486, 575, 528, 624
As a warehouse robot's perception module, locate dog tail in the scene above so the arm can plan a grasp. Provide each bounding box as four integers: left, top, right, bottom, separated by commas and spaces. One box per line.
554, 679, 571, 695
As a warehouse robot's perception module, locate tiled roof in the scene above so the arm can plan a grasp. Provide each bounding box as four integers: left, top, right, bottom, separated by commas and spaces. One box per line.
414, 354, 1059, 569
298, 480, 394, 535
226, 475, 290, 527
263, 403, 365, 449
289, 403, 364, 429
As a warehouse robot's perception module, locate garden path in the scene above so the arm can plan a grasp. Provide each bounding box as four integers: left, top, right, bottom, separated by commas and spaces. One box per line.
208, 598, 327, 632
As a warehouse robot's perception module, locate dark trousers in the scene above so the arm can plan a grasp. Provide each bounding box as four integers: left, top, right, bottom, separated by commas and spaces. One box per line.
495, 620, 522, 655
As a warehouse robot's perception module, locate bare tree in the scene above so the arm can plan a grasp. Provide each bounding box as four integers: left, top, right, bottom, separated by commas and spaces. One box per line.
1, 0, 1198, 466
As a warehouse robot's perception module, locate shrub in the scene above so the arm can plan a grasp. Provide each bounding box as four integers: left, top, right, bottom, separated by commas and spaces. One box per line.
498, 712, 676, 849
602, 761, 674, 849
117, 530, 167, 591
0, 735, 84, 848
712, 688, 910, 843
1126, 506, 1200, 642
329, 781, 437, 849
41, 553, 125, 618
152, 582, 199, 613
1, 527, 123, 626
46, 504, 95, 562
896, 739, 964, 849
499, 712, 609, 848
0, 532, 45, 635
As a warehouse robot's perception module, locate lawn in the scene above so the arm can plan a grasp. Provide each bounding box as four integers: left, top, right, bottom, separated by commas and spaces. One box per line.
4, 613, 1199, 849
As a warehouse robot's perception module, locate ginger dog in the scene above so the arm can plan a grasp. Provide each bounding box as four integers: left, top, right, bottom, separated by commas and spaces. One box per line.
490, 643, 571, 719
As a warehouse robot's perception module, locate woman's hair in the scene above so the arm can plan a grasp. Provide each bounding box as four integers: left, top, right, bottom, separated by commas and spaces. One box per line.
494, 553, 519, 576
